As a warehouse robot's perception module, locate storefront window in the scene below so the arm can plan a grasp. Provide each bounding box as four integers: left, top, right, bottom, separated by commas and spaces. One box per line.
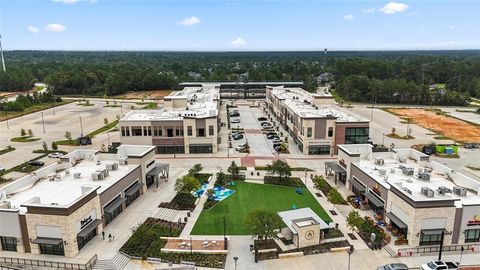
345, 127, 369, 144
308, 145, 330, 155
419, 231, 442, 246
77, 228, 97, 251
39, 243, 64, 256
0, 236, 17, 252
465, 229, 480, 243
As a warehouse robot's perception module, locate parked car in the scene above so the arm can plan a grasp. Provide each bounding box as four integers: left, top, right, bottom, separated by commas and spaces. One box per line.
421, 261, 459, 270
231, 118, 240, 123
274, 145, 281, 152
273, 143, 282, 148
28, 160, 45, 166
235, 143, 248, 151
258, 117, 267, 121
377, 263, 409, 270
48, 152, 64, 158
267, 134, 275, 139
261, 122, 272, 127
229, 111, 240, 117
272, 138, 283, 143
233, 133, 244, 140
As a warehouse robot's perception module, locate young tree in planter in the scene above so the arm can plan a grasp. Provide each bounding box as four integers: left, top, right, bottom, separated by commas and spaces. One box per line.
216, 171, 227, 186
42, 141, 48, 151
20, 129, 26, 137
266, 160, 292, 182
188, 163, 203, 176
174, 175, 201, 194
104, 117, 109, 125
227, 161, 240, 179
51, 141, 58, 150
65, 131, 72, 141
28, 129, 33, 136
346, 210, 363, 233
245, 209, 283, 244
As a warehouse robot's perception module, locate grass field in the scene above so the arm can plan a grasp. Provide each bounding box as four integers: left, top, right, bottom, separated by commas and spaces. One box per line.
191, 181, 331, 235
0, 101, 74, 122
10, 136, 41, 143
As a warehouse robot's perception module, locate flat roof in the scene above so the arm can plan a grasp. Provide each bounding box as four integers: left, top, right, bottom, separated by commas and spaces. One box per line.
269, 86, 368, 122
351, 146, 480, 205
278, 207, 329, 234
1, 150, 139, 213
120, 86, 218, 121
179, 81, 304, 86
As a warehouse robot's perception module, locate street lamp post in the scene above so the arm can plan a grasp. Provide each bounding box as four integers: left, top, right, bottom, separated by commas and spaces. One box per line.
233, 256, 239, 270
79, 116, 84, 137
223, 216, 227, 250
347, 245, 354, 270
41, 112, 45, 133
382, 133, 385, 147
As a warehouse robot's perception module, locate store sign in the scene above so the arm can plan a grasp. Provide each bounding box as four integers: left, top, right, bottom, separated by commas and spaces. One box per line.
339, 159, 347, 169
372, 183, 382, 196
467, 215, 480, 226
76, 209, 97, 233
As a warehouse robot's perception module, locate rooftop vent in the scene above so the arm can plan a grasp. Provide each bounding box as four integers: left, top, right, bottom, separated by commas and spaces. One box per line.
119, 158, 127, 165
418, 172, 431, 181
390, 168, 396, 173
399, 156, 407, 163
96, 160, 101, 165
402, 167, 414, 176
421, 187, 435, 198
74, 173, 81, 179
0, 201, 11, 209
453, 186, 467, 196
375, 158, 384, 166
378, 169, 387, 176
437, 186, 452, 195
106, 163, 118, 171
402, 187, 413, 195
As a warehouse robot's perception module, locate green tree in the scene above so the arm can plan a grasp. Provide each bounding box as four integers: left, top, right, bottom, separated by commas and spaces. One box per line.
216, 171, 227, 186
51, 141, 58, 150
174, 175, 201, 194
42, 141, 48, 151
104, 117, 108, 125
65, 131, 72, 141
188, 163, 203, 176
27, 129, 33, 136
346, 210, 363, 233
20, 129, 26, 137
227, 161, 240, 179
245, 209, 283, 244
266, 160, 292, 181
327, 188, 347, 205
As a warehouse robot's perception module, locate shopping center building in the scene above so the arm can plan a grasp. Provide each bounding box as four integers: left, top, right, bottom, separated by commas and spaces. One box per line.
0, 145, 169, 257
266, 86, 370, 156
336, 144, 480, 247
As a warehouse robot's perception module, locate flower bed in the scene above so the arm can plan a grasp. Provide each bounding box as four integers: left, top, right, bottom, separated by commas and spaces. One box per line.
159, 193, 196, 210
357, 216, 390, 247
264, 176, 305, 187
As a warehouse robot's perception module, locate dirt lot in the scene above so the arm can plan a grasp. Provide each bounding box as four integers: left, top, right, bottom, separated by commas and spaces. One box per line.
116, 90, 171, 100
389, 108, 480, 143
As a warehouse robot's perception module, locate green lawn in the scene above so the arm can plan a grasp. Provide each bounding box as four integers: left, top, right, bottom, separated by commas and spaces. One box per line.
191, 181, 331, 235
10, 136, 41, 143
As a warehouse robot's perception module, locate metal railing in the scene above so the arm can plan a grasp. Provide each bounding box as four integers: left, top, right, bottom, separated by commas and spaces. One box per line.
398, 244, 479, 256
0, 254, 97, 270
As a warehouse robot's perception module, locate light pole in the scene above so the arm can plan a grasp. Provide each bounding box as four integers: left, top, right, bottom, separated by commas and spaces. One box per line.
304, 169, 308, 186
460, 245, 464, 264
347, 245, 354, 270
233, 256, 238, 270
41, 112, 45, 133
382, 133, 385, 147
223, 216, 227, 250
79, 116, 84, 137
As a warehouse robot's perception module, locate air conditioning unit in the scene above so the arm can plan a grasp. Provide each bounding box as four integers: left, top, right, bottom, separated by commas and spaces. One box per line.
402, 167, 414, 176
119, 158, 128, 165
390, 168, 396, 173
418, 172, 430, 181
375, 158, 384, 166
106, 163, 118, 171
453, 186, 467, 196
402, 188, 413, 195
96, 160, 101, 165
65, 169, 70, 175
0, 201, 11, 209
91, 172, 105, 181
421, 187, 435, 198
437, 186, 452, 195
74, 173, 81, 179
378, 169, 387, 176
399, 156, 407, 163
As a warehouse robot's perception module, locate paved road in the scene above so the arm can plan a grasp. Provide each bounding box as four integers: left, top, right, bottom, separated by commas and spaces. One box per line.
237, 105, 274, 157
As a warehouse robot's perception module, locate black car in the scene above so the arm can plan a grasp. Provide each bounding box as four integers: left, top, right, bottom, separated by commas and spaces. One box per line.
233, 134, 244, 140
258, 117, 267, 121
273, 143, 282, 148
28, 160, 45, 166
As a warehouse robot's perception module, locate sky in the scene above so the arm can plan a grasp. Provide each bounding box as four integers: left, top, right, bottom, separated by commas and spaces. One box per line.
0, 0, 479, 51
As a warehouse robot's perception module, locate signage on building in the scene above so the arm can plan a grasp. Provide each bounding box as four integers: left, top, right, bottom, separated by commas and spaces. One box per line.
76, 209, 97, 233
372, 183, 382, 196
339, 159, 347, 169
467, 215, 480, 226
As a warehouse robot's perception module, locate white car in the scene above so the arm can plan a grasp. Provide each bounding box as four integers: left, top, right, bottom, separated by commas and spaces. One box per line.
235, 143, 248, 151
421, 261, 459, 270
231, 118, 240, 123
48, 152, 64, 158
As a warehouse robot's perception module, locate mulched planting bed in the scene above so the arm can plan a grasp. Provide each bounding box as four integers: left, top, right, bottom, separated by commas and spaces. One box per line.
159, 193, 196, 210
264, 176, 305, 187
329, 210, 337, 215
347, 233, 357, 240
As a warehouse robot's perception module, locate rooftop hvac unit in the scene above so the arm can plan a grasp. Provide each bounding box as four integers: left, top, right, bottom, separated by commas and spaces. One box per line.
418, 172, 431, 181
74, 173, 81, 179
421, 187, 435, 198
0, 201, 11, 209
378, 169, 387, 176
390, 168, 396, 173
91, 172, 105, 181
375, 158, 385, 166
402, 188, 413, 195
65, 169, 70, 175
399, 156, 407, 163
437, 186, 452, 195
106, 163, 119, 171
119, 158, 128, 165
402, 167, 414, 176
96, 160, 101, 165
453, 186, 467, 196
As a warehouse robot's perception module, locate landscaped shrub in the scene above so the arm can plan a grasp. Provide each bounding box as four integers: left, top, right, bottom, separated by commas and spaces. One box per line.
327, 188, 348, 205
264, 176, 305, 187
312, 175, 332, 195
193, 173, 212, 183
159, 193, 196, 210
203, 199, 218, 210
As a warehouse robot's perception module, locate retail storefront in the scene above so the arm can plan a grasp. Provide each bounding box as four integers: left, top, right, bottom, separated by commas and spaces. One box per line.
125, 182, 142, 206
103, 196, 125, 225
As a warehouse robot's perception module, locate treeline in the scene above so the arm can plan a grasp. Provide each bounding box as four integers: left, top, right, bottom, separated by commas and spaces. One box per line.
0, 50, 479, 105
0, 91, 61, 111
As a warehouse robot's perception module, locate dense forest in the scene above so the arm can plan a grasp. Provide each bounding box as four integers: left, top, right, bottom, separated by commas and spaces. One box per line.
0, 50, 479, 105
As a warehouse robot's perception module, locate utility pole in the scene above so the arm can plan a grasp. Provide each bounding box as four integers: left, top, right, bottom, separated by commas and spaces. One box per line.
0, 34, 6, 72
79, 117, 84, 137
41, 112, 45, 133
406, 118, 410, 138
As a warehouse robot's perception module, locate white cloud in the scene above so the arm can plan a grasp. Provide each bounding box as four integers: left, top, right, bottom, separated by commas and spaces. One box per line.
179, 16, 201, 27
343, 14, 354, 21
27, 26, 39, 33
231, 37, 246, 46
362, 8, 375, 13
379, 2, 409, 14
52, 0, 81, 3
44, 23, 67, 32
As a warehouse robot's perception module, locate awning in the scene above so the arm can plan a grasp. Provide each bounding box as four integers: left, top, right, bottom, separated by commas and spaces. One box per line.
421, 229, 447, 236
103, 197, 126, 214
385, 212, 407, 229
349, 179, 366, 193
32, 237, 62, 245
125, 182, 142, 196
366, 192, 384, 208
325, 162, 346, 174
77, 219, 102, 238
146, 163, 169, 176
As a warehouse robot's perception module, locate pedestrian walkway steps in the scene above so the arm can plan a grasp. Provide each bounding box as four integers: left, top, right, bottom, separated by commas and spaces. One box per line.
384, 245, 398, 257
153, 207, 179, 222
93, 252, 130, 270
